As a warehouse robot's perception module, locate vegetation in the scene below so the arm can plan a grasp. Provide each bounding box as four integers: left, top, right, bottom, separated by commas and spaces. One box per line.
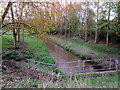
2, 35, 61, 74
18, 75, 118, 88
0, 1, 119, 89
25, 37, 55, 64
1, 1, 120, 48
49, 36, 120, 59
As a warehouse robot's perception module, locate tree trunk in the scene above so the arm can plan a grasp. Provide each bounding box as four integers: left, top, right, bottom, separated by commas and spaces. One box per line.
11, 6, 17, 49
85, 2, 89, 42
79, 29, 81, 38
106, 31, 109, 46
106, 2, 111, 46
64, 25, 68, 37
65, 29, 67, 37
21, 29, 24, 42
68, 30, 70, 37
118, 1, 120, 24
17, 29, 20, 42
85, 30, 88, 41
2, 2, 13, 23
95, 1, 99, 43
95, 30, 98, 43
13, 29, 17, 48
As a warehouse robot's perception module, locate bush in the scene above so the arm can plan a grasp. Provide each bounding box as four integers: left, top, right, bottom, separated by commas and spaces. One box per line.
2, 51, 21, 61
2, 50, 33, 61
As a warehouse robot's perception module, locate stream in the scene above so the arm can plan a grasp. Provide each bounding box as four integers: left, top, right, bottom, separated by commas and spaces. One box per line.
45, 40, 97, 75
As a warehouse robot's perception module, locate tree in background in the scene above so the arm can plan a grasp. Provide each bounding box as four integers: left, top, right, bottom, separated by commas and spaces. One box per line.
1, 1, 120, 48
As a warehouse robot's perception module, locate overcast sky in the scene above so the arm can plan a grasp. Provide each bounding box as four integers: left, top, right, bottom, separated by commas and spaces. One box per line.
0, 0, 119, 2
0, 0, 118, 20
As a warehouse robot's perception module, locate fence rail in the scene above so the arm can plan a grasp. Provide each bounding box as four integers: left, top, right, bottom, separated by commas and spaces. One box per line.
57, 58, 119, 75
56, 58, 117, 64
5, 58, 119, 75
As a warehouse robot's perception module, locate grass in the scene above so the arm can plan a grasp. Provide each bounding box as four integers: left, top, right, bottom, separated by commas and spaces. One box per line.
50, 36, 120, 59
1, 34, 119, 88
24, 36, 61, 73
2, 34, 61, 74
0, 36, 2, 54
2, 35, 13, 50
24, 36, 55, 64
2, 34, 54, 63
17, 75, 119, 88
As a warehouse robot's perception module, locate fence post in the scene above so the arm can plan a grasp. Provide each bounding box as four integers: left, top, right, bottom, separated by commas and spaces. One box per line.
83, 61, 85, 73
115, 59, 118, 71
28, 59, 30, 69
109, 58, 112, 71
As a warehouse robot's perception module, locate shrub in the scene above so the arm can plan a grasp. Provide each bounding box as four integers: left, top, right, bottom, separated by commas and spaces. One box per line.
2, 51, 21, 61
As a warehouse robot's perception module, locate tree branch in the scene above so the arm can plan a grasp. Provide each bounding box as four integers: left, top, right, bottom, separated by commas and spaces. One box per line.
2, 2, 13, 23
0, 22, 31, 29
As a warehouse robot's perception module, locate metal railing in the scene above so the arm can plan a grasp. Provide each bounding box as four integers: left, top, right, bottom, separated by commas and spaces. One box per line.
13, 58, 119, 75
56, 58, 119, 75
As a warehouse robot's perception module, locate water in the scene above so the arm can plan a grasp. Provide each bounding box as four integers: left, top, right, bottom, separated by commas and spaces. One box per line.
45, 40, 96, 75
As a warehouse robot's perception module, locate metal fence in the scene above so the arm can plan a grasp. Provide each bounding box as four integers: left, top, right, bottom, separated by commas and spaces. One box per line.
56, 58, 119, 75
15, 58, 119, 75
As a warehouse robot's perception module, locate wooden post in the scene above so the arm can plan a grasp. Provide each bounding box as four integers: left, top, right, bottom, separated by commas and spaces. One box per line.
115, 59, 119, 71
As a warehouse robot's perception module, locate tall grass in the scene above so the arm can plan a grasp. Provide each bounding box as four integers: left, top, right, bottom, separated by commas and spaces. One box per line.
18, 75, 118, 88
25, 37, 55, 64
52, 36, 120, 59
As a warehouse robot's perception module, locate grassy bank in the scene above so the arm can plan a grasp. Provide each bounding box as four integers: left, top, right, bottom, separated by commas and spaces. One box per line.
24, 36, 55, 64
2, 35, 55, 64
1, 34, 119, 88
49, 36, 120, 59
24, 36, 61, 73
2, 35, 60, 74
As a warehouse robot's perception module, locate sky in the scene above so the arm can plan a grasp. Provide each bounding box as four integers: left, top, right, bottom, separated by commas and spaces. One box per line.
0, 0, 118, 20
0, 0, 119, 2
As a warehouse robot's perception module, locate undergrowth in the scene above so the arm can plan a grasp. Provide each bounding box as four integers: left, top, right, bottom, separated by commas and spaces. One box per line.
61, 37, 120, 59
2, 35, 61, 74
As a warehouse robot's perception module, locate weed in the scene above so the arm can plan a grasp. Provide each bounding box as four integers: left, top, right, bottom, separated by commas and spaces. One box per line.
2, 51, 21, 61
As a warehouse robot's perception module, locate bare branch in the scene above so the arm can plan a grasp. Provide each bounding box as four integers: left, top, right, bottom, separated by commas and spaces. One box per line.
2, 2, 13, 23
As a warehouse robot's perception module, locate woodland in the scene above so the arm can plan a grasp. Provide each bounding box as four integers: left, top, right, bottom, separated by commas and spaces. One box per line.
0, 1, 120, 88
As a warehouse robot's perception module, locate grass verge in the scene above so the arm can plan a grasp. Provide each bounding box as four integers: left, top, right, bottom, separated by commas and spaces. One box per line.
61, 37, 120, 59
2, 34, 61, 74
49, 36, 120, 59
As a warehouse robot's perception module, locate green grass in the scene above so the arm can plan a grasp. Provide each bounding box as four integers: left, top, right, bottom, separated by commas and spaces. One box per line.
2, 34, 55, 64
57, 76, 118, 88
2, 34, 119, 88
18, 75, 119, 88
2, 34, 61, 74
24, 37, 55, 64
0, 36, 2, 54
51, 36, 120, 59
24, 36, 62, 73
2, 35, 13, 50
